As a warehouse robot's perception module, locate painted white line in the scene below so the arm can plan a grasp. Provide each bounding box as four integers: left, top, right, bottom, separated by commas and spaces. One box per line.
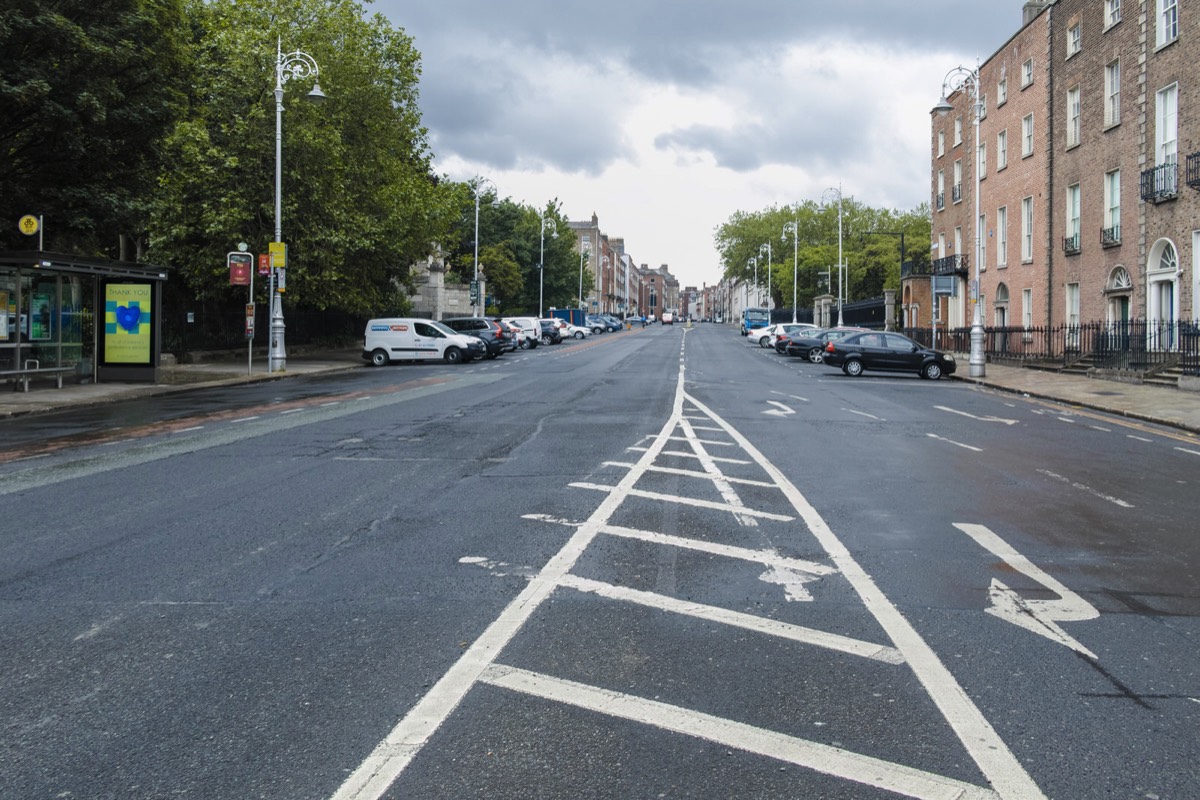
598, 524, 833, 576
602, 462, 775, 488
1037, 469, 1133, 508
562, 575, 901, 660
681, 390, 1046, 799
763, 400, 795, 417
678, 414, 762, 527
688, 425, 724, 432
1127, 434, 1152, 442
281, 408, 306, 415
925, 433, 983, 452
521, 513, 582, 527
934, 406, 1019, 425
230, 416, 260, 423
570, 483, 794, 521
330, 365, 692, 800
1089, 425, 1111, 432
843, 408, 883, 421
667, 435, 733, 447
656, 449, 751, 465
1056, 416, 1077, 424
954, 523, 1099, 660
480, 665, 997, 800
172, 426, 204, 434
1174, 447, 1200, 457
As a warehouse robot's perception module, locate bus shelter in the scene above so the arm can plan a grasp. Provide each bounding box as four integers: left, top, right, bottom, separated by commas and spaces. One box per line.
0, 251, 170, 386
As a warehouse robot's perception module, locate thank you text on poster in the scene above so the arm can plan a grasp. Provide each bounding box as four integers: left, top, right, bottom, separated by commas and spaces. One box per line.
104, 283, 152, 364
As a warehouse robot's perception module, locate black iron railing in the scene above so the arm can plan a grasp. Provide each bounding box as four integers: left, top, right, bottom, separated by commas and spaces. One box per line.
931, 255, 968, 275
1186, 152, 1200, 190
936, 192, 945, 210
1063, 234, 1080, 254
1100, 225, 1121, 247
952, 185, 963, 203
1140, 162, 1178, 203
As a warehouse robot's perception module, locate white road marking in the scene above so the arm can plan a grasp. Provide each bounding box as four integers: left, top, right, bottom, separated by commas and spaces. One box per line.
758, 565, 820, 602
520, 513, 582, 527
479, 665, 998, 800
1056, 416, 1077, 424
570, 483, 794, 521
1127, 434, 1152, 442
954, 523, 1099, 660
925, 433, 983, 452
281, 408, 306, 415
560, 575, 900, 662
597, 524, 833, 576
603, 461, 775, 487
677, 414, 762, 527
172, 426, 204, 434
1089, 425, 1111, 432
763, 400, 795, 417
1036, 468, 1133, 508
1175, 447, 1200, 457
73, 615, 123, 641
230, 416, 260, 423
934, 405, 1019, 425
668, 435, 733, 447
843, 408, 882, 421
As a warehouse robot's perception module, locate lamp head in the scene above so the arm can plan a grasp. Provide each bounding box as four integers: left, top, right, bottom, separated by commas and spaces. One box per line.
307, 83, 327, 104
932, 96, 953, 117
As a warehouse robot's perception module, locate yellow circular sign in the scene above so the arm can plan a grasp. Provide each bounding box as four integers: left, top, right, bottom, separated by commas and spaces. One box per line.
18, 215, 39, 235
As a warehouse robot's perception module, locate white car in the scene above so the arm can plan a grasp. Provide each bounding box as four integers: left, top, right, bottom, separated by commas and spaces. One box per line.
563, 323, 591, 339
362, 318, 485, 365
760, 322, 820, 348
502, 317, 540, 349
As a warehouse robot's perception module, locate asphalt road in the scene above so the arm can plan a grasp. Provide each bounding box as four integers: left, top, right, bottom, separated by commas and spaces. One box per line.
1, 324, 1196, 799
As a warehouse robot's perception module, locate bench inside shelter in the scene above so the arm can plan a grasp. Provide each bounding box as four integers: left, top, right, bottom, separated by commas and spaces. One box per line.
0, 359, 78, 392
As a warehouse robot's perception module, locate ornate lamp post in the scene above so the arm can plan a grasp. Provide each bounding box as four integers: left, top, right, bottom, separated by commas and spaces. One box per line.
271, 38, 326, 373
578, 240, 590, 309
538, 213, 557, 318
472, 178, 496, 316
782, 217, 799, 323
759, 241, 772, 320
747, 256, 758, 308
933, 63, 985, 377
822, 185, 845, 327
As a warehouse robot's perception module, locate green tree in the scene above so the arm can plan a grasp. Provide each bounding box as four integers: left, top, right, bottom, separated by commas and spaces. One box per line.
478, 242, 521, 310
148, 0, 453, 315
0, 0, 190, 255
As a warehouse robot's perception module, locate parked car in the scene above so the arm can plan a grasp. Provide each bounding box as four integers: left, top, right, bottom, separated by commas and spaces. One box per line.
822, 331, 957, 379
502, 317, 540, 349
759, 322, 819, 349
537, 318, 563, 345
585, 314, 610, 334
563, 322, 591, 339
363, 318, 485, 366
440, 316, 511, 358
782, 327, 870, 361
661, 311, 675, 324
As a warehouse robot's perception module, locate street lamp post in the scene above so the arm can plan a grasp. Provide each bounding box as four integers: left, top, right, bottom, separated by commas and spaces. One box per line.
747, 256, 758, 308
472, 178, 496, 317
759, 241, 772, 321
578, 240, 590, 309
933, 63, 985, 377
271, 37, 325, 373
538, 213, 557, 318
782, 217, 799, 323
822, 185, 845, 327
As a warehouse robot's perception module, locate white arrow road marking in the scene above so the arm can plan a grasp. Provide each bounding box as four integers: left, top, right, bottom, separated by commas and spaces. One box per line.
763, 400, 795, 417
759, 565, 821, 602
954, 523, 1099, 659
934, 405, 1019, 425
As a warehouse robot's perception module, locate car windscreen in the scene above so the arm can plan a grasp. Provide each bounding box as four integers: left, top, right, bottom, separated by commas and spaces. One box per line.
429, 321, 459, 337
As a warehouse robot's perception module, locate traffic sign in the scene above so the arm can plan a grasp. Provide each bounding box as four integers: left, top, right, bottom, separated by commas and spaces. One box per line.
269, 241, 287, 268
228, 252, 252, 286
18, 215, 39, 235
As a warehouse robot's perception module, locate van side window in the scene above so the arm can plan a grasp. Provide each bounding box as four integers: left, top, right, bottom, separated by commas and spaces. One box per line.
415, 322, 440, 337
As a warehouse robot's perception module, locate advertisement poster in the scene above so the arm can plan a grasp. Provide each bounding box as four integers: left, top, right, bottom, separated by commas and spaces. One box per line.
104, 283, 152, 364
30, 291, 53, 340
0, 290, 8, 342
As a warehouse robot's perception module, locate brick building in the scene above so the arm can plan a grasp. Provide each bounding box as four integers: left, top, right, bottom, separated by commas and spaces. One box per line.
917, 0, 1198, 341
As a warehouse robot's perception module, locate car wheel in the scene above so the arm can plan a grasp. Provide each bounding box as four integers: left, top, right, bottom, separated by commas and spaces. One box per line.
807, 347, 824, 364
370, 349, 389, 367
574, 330, 585, 339
443, 346, 463, 364
593, 326, 603, 334
528, 339, 538, 349
843, 358, 864, 377
541, 334, 552, 346
517, 338, 528, 350
922, 362, 943, 380
759, 335, 770, 347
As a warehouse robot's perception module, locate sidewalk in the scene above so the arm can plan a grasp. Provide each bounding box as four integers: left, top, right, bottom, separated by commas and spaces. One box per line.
3, 347, 1200, 435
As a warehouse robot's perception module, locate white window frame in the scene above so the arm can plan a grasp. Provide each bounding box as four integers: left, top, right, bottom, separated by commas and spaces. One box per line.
997, 76, 1007, 106
997, 129, 1008, 170
1021, 59, 1034, 88
1022, 114, 1035, 156
1066, 184, 1081, 241
1021, 196, 1034, 262
997, 206, 1008, 267
953, 159, 962, 202
1104, 60, 1121, 127
937, 130, 945, 157
1106, 0, 1122, 28
954, 226, 963, 257
1066, 283, 1080, 328
954, 116, 963, 146
979, 140, 987, 178
1067, 24, 1082, 56
937, 169, 945, 209
1023, 288, 1033, 330
1157, 0, 1178, 47
1066, 86, 1081, 147
1104, 170, 1121, 237
1156, 83, 1178, 167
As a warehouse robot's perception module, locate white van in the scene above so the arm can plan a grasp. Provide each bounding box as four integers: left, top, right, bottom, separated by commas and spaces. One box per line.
363, 318, 485, 366
503, 317, 540, 349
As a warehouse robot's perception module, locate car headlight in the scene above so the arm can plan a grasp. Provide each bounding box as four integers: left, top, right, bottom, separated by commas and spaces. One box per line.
943, 354, 955, 361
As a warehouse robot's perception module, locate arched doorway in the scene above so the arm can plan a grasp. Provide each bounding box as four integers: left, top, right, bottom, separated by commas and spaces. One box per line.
1105, 265, 1132, 324
994, 283, 1010, 353
1146, 239, 1179, 349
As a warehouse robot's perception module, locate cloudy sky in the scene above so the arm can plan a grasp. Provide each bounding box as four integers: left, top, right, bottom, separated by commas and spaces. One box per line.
373, 1, 1023, 289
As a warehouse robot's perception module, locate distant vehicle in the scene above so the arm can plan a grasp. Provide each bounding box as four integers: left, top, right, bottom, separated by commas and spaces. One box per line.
440, 316, 511, 358
661, 311, 675, 325
782, 327, 870, 361
503, 317, 540, 349
537, 318, 563, 345
822, 331, 957, 379
740, 307, 770, 336
363, 318, 484, 366
758, 322, 818, 348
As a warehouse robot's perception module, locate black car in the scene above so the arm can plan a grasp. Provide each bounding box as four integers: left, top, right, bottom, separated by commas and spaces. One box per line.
440, 316, 511, 358
538, 318, 563, 345
781, 327, 869, 361
822, 331, 957, 379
